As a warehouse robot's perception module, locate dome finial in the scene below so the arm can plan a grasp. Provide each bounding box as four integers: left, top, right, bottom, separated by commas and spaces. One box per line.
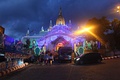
26, 27, 29, 36
59, 7, 62, 16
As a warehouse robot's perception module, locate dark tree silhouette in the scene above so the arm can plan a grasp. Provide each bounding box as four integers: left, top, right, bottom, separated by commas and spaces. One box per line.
25, 39, 30, 49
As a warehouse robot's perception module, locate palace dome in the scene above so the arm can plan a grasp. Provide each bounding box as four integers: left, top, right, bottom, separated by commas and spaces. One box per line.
56, 8, 65, 25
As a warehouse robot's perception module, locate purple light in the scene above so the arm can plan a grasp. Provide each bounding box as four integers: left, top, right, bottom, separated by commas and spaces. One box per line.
4, 35, 14, 45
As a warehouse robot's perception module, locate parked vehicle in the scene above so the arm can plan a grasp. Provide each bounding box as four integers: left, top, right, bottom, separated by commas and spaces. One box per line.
74, 52, 102, 65
0, 54, 6, 62
58, 47, 72, 62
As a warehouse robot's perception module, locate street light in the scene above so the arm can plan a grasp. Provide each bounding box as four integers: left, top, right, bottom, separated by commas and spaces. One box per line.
116, 6, 120, 13
73, 26, 105, 45
73, 26, 94, 35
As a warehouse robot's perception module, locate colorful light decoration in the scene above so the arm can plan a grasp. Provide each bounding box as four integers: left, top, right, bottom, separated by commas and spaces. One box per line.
37, 25, 75, 48
23, 23, 86, 53
34, 46, 40, 56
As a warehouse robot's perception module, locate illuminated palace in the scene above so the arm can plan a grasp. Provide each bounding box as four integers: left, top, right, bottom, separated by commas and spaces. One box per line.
22, 8, 90, 55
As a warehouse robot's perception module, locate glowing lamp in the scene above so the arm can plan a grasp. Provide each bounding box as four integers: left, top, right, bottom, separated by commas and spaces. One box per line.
117, 10, 120, 13
117, 6, 120, 9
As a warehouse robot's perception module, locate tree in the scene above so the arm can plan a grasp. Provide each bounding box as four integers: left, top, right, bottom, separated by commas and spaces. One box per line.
86, 16, 110, 42
86, 17, 120, 55
25, 39, 30, 49
108, 18, 120, 52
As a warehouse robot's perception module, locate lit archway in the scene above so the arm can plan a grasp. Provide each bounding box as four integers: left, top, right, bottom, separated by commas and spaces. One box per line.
56, 43, 64, 51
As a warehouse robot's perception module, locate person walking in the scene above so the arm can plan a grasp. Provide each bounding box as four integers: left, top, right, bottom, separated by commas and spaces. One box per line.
49, 53, 54, 65
44, 51, 50, 65
40, 52, 44, 65
71, 50, 75, 64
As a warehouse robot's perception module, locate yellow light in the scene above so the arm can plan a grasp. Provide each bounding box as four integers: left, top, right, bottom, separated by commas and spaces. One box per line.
74, 26, 94, 35
73, 26, 105, 45
117, 6, 120, 9
117, 10, 120, 12
87, 30, 105, 45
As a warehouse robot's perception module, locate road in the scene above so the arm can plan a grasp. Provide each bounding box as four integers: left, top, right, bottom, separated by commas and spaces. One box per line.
1, 58, 120, 80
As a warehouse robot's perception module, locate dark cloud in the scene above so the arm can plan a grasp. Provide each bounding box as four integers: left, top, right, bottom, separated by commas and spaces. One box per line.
0, 0, 120, 40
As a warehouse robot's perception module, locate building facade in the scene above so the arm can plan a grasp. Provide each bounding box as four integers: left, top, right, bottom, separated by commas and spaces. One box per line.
22, 8, 86, 55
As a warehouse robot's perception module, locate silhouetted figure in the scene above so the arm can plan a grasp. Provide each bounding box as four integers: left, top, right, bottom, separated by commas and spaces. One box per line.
49, 53, 54, 65
44, 51, 50, 65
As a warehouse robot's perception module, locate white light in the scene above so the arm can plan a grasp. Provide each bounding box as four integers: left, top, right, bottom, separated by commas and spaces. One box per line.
76, 58, 80, 61
117, 6, 120, 9
0, 54, 4, 56
117, 10, 119, 13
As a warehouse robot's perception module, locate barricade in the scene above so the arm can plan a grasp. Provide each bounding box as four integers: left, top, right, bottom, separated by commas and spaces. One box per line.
0, 54, 30, 77
7, 61, 12, 68
102, 55, 120, 60
1, 70, 6, 76
25, 62, 28, 66
5, 69, 10, 74
0, 62, 6, 71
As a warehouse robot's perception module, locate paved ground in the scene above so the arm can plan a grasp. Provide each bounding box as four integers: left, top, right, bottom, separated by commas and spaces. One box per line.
1, 58, 120, 80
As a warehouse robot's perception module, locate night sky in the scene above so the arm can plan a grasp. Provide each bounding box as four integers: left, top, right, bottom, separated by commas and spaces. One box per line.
0, 0, 120, 40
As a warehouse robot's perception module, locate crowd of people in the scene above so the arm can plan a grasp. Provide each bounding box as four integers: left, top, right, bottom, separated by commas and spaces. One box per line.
26, 48, 74, 65
35, 50, 54, 65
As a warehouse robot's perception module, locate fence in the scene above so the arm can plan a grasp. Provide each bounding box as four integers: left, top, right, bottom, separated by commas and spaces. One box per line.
0, 59, 22, 72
